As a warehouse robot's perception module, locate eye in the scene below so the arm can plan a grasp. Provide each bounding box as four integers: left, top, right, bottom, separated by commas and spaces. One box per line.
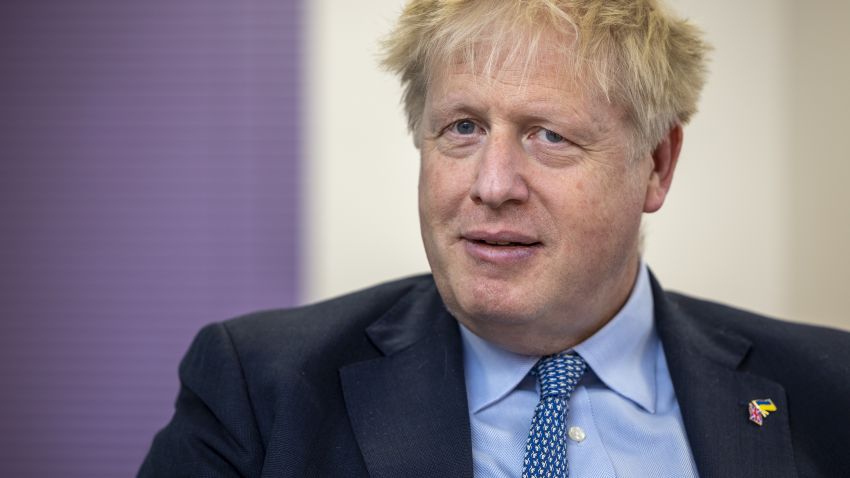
452, 120, 478, 135
542, 129, 565, 143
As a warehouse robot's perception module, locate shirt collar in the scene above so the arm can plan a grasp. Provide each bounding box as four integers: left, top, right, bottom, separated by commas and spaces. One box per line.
460, 323, 538, 414
459, 262, 658, 414
573, 263, 658, 413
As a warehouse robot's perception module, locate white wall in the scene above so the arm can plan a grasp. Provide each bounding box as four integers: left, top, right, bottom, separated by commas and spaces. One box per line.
303, 0, 426, 301
643, 0, 793, 318
304, 1, 850, 330
788, 0, 850, 329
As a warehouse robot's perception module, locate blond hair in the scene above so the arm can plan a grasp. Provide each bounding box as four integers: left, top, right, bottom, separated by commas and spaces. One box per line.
381, 0, 710, 154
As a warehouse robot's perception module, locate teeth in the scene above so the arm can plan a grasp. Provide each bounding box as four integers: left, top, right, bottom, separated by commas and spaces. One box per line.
486, 241, 514, 246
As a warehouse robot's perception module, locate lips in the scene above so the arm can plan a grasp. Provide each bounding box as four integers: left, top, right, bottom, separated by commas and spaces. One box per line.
461, 230, 542, 264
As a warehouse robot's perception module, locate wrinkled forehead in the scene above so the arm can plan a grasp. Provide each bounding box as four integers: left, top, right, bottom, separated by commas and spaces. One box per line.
427, 30, 624, 124
424, 26, 607, 108
435, 44, 573, 91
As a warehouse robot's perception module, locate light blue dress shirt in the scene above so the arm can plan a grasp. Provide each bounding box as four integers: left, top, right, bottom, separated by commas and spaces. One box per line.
460, 264, 700, 477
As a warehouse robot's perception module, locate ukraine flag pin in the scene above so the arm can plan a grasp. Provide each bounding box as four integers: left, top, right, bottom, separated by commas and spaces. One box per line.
748, 398, 777, 426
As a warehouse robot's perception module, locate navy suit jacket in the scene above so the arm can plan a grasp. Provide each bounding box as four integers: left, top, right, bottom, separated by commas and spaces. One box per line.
139, 274, 850, 477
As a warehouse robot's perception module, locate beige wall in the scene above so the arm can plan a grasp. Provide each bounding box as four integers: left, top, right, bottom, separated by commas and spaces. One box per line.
303, 0, 425, 301
788, 0, 850, 329
303, 1, 849, 330
644, 0, 793, 319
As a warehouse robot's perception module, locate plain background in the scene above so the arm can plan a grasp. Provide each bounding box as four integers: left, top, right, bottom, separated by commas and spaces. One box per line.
304, 0, 850, 331
0, 1, 301, 476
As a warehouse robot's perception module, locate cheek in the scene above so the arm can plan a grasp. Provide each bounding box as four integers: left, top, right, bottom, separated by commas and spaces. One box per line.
418, 163, 444, 221
419, 155, 469, 221
585, 176, 646, 242
548, 168, 644, 240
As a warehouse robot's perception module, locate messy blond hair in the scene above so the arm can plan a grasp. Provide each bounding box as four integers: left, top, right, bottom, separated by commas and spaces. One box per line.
381, 0, 710, 154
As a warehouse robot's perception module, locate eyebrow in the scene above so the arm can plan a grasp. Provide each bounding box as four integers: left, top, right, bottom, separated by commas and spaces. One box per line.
424, 98, 487, 131
426, 95, 612, 142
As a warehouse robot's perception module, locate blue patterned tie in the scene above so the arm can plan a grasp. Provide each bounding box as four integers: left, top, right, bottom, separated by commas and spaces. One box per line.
521, 353, 587, 478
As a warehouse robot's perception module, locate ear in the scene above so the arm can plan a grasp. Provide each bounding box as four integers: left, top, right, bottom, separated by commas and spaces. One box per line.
643, 124, 683, 213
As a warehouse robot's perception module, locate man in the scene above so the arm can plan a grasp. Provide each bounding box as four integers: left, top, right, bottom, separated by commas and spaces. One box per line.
140, 1, 850, 477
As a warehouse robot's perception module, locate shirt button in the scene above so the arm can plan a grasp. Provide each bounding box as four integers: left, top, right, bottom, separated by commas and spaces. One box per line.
568, 426, 586, 443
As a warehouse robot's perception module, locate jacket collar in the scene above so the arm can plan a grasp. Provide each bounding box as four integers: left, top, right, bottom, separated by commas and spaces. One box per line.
652, 274, 798, 478
339, 278, 474, 478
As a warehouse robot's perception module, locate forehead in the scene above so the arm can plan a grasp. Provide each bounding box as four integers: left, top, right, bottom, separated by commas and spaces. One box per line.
425, 39, 622, 130
431, 25, 580, 88
431, 46, 578, 98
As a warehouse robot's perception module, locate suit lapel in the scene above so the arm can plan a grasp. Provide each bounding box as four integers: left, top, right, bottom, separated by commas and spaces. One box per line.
652, 276, 798, 478
340, 280, 474, 478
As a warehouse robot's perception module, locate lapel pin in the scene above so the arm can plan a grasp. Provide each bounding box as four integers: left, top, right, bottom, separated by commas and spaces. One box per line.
748, 398, 777, 426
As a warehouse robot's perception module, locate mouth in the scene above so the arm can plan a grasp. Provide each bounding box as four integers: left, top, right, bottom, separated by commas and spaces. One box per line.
461, 231, 542, 264
463, 231, 541, 247
469, 239, 541, 247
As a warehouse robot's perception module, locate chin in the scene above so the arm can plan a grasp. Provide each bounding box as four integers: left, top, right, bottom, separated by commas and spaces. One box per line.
441, 275, 543, 326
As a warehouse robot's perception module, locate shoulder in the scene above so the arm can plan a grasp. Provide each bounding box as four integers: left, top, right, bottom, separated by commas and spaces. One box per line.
191, 274, 436, 380
665, 290, 850, 352
214, 273, 434, 349
663, 290, 850, 384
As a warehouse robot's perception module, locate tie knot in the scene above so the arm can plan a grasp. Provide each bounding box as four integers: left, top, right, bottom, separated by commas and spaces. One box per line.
534, 353, 586, 398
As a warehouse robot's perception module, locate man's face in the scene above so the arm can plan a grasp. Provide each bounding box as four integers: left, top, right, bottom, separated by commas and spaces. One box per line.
418, 47, 663, 354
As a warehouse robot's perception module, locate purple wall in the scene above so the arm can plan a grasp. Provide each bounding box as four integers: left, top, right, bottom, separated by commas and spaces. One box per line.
0, 1, 302, 476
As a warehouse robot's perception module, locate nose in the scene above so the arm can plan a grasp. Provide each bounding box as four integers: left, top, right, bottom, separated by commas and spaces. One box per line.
469, 134, 530, 208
